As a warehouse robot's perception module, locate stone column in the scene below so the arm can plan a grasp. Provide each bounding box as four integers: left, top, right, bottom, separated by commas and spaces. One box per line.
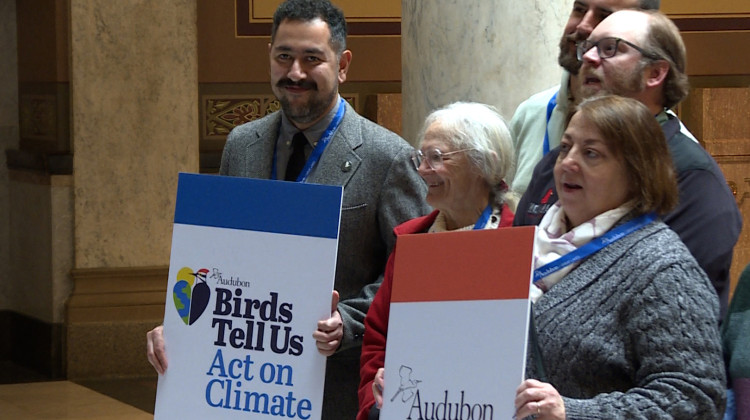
70, 0, 198, 269
401, 0, 571, 143
67, 0, 198, 377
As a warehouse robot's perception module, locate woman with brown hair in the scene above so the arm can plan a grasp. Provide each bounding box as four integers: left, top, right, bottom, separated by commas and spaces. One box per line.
515, 95, 725, 419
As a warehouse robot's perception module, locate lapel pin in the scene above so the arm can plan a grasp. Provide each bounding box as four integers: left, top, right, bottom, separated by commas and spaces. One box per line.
341, 161, 352, 172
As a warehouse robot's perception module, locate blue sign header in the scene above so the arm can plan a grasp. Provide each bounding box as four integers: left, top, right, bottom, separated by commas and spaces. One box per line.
174, 173, 342, 239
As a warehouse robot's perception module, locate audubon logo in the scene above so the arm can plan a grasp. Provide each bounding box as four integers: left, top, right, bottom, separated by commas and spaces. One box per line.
390, 365, 495, 420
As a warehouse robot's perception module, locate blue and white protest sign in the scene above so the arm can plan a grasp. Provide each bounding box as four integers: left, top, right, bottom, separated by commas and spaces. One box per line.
154, 173, 342, 420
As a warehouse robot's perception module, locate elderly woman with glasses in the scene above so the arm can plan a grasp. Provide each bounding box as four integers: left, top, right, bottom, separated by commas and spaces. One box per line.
357, 101, 517, 420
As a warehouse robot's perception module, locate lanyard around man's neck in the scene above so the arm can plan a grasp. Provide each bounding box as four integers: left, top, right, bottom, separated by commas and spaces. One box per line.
271, 97, 346, 183
542, 91, 558, 157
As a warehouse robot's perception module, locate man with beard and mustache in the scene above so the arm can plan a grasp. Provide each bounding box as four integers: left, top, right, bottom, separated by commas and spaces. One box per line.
146, 1, 430, 418
509, 0, 660, 195
514, 9, 741, 320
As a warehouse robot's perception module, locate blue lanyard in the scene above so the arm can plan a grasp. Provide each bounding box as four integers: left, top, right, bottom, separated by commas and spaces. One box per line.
542, 91, 558, 157
532, 212, 656, 284
271, 97, 346, 182
472, 204, 493, 230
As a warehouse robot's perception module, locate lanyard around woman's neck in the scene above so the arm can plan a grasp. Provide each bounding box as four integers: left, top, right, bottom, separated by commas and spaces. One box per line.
532, 212, 657, 284
271, 97, 346, 183
472, 204, 493, 230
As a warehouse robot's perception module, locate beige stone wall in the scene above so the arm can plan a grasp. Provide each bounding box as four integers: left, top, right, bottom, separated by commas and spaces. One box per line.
70, 0, 199, 269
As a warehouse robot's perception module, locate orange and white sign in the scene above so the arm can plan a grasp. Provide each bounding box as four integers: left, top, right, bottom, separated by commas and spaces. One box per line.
381, 227, 535, 420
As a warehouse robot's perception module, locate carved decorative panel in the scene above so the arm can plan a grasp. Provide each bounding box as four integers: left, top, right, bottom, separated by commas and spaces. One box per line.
202, 93, 358, 141
203, 95, 281, 139
20, 94, 58, 141
17, 83, 70, 154
680, 87, 750, 296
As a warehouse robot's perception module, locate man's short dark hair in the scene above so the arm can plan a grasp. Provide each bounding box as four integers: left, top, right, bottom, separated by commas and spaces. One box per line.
271, 0, 347, 56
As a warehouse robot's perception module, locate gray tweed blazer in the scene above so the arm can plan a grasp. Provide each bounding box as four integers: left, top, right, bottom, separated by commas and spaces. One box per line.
529, 220, 726, 419
220, 101, 430, 348
220, 102, 430, 419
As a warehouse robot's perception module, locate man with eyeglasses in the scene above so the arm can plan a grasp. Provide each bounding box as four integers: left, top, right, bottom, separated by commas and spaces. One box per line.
514, 9, 741, 320
146, 1, 430, 418
509, 0, 661, 195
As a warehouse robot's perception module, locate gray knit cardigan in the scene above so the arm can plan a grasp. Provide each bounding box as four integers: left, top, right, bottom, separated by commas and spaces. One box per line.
528, 220, 726, 419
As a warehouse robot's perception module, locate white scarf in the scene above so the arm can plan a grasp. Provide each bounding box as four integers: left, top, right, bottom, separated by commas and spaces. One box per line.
530, 202, 634, 302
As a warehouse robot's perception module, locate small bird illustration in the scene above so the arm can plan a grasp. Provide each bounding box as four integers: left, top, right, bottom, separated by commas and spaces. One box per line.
187, 268, 211, 325
193, 268, 209, 282
391, 365, 421, 403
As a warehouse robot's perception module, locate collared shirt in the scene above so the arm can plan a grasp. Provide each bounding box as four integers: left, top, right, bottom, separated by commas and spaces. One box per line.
658, 109, 699, 143
275, 96, 341, 180
509, 71, 573, 194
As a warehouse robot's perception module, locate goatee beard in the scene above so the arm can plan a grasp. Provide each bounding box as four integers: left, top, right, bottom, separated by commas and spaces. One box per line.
279, 88, 337, 126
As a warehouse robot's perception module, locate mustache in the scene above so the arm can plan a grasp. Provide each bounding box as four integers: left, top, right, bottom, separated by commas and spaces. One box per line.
564, 31, 588, 45
277, 79, 317, 90
580, 67, 599, 81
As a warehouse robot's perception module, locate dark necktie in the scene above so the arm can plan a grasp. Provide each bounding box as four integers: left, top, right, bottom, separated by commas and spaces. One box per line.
285, 132, 307, 181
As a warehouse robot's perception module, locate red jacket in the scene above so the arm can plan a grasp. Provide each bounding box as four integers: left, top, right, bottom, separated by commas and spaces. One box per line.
357, 206, 514, 420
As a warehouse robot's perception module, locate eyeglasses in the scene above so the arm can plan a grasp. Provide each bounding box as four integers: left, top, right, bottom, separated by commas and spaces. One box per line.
576, 37, 661, 62
410, 148, 475, 171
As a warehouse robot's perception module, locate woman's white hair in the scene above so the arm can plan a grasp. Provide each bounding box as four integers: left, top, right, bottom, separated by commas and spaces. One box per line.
417, 101, 517, 209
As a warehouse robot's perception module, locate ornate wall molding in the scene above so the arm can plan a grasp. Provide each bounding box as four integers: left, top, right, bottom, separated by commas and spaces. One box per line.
201, 93, 358, 141
235, 0, 400, 37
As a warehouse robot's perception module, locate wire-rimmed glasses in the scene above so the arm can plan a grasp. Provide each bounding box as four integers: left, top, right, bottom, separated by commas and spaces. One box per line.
410, 148, 475, 171
576, 37, 662, 62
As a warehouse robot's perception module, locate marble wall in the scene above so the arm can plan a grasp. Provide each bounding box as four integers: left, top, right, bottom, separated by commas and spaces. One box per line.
401, 0, 571, 143
0, 0, 18, 311
69, 0, 199, 269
